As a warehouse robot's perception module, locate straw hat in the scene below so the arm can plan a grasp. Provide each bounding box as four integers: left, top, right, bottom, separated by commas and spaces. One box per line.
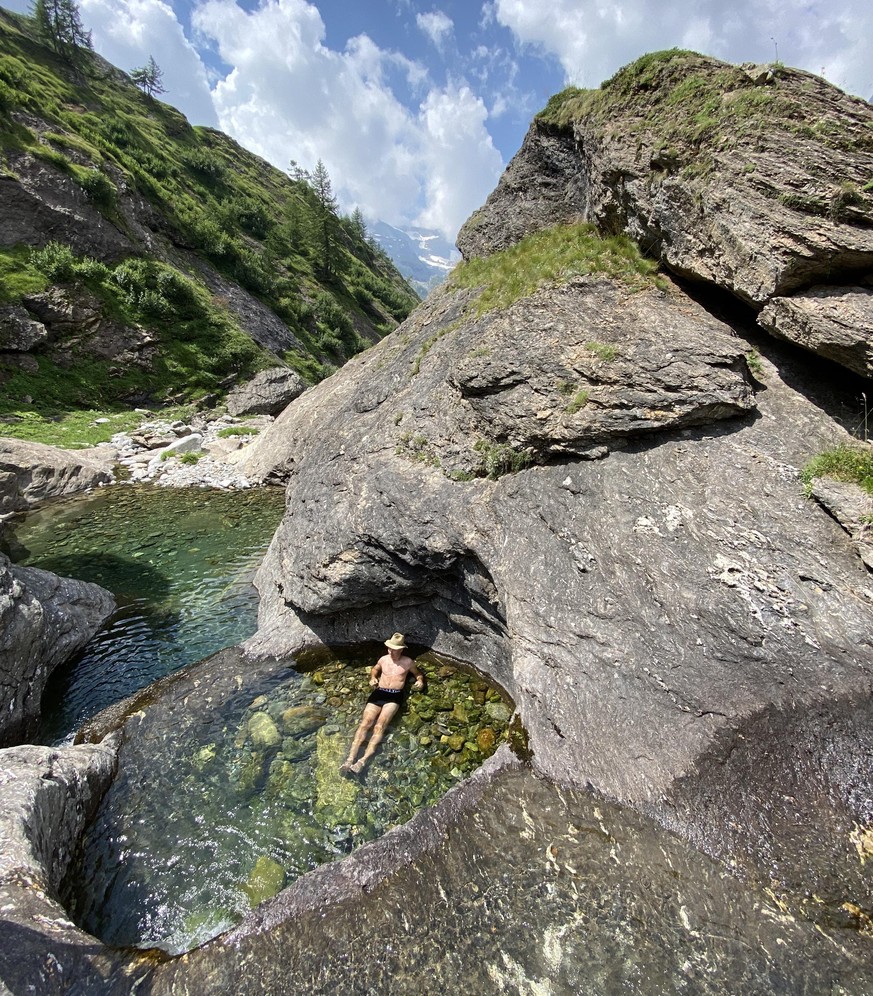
384, 632, 407, 650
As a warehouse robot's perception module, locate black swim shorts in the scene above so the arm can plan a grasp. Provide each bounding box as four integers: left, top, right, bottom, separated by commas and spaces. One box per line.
367, 686, 407, 707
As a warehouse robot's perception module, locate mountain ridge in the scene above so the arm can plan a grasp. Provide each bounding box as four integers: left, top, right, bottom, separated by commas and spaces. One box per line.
0, 5, 418, 442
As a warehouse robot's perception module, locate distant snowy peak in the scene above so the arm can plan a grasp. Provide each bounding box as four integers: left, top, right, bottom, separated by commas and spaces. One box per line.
371, 221, 460, 298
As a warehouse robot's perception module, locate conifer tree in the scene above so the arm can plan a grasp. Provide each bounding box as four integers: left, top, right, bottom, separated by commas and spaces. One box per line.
310, 159, 339, 278
350, 207, 367, 242
131, 55, 166, 97
31, 0, 92, 65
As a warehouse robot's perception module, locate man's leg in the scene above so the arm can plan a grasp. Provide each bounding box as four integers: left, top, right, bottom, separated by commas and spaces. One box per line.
350, 702, 400, 772
341, 703, 381, 772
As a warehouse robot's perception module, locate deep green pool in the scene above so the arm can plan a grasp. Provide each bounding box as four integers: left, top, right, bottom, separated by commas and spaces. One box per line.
4, 484, 286, 742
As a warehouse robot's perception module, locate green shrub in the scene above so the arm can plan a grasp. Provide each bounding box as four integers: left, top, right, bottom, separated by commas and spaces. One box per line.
30, 241, 77, 280
183, 148, 225, 183
0, 79, 17, 110
473, 438, 533, 479
77, 168, 116, 208
586, 341, 618, 361
565, 389, 589, 414
112, 258, 203, 319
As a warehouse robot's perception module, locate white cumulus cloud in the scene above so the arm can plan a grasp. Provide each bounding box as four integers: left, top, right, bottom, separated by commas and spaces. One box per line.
494, 0, 873, 99
80, 0, 217, 124
416, 10, 454, 51
191, 0, 501, 240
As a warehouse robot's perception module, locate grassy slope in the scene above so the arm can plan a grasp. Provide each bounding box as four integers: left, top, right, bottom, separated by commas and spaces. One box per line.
0, 7, 419, 443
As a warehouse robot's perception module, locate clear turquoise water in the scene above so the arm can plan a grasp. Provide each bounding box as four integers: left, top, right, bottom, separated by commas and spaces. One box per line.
5, 484, 286, 742
71, 653, 513, 954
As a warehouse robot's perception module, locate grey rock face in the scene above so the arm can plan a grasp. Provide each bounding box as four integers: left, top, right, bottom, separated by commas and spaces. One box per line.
0, 739, 132, 994
759, 284, 873, 376
457, 56, 873, 375
457, 124, 587, 260
0, 552, 115, 746
241, 273, 873, 813
0, 303, 49, 351
0, 436, 114, 515
225, 366, 306, 417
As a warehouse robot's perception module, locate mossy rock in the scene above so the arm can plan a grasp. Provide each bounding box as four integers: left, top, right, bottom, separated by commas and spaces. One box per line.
240, 854, 286, 907
476, 727, 497, 752
280, 704, 328, 738
191, 743, 216, 772
248, 710, 281, 748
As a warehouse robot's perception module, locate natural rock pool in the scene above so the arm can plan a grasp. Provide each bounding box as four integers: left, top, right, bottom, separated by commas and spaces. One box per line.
70, 647, 515, 954
3, 484, 286, 742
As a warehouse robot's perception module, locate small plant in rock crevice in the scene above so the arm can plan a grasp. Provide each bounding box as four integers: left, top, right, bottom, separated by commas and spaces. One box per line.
473, 438, 533, 479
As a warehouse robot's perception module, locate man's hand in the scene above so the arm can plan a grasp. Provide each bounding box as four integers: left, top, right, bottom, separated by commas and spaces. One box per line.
414, 679, 424, 691
369, 676, 379, 688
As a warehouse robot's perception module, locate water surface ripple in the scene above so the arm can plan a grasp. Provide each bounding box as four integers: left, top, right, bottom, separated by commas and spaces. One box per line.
5, 484, 285, 742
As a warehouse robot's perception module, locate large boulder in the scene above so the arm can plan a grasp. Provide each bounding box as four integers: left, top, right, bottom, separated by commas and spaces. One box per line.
457, 52, 873, 374
225, 366, 306, 417
0, 739, 132, 994
0, 552, 115, 745
241, 273, 873, 810
0, 436, 115, 515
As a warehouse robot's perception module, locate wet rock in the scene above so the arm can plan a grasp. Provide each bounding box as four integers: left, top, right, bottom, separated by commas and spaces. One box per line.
484, 701, 512, 725
241, 855, 286, 907
476, 728, 497, 752
247, 711, 281, 749
315, 728, 359, 826
0, 551, 115, 746
192, 744, 217, 771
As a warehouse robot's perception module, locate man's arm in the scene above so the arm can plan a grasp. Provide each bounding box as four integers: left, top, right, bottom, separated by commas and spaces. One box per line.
369, 660, 382, 687
409, 661, 425, 689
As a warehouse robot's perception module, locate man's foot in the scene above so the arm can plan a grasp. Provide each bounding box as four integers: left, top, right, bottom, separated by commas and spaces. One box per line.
339, 760, 354, 776
350, 759, 367, 774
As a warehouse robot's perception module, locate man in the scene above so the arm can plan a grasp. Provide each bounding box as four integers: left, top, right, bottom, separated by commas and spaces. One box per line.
340, 633, 424, 775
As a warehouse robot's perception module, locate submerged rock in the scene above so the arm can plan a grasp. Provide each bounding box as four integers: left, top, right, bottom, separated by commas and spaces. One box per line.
314, 727, 359, 827
241, 855, 286, 908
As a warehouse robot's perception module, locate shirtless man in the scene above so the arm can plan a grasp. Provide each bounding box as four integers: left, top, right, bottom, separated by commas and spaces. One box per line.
340, 633, 424, 775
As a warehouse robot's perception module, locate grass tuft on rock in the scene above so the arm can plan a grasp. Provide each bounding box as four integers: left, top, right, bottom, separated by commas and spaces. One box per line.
801, 444, 873, 496
450, 222, 662, 315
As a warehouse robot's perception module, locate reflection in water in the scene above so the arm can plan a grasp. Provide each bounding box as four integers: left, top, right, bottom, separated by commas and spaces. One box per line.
69, 651, 513, 955
5, 485, 285, 742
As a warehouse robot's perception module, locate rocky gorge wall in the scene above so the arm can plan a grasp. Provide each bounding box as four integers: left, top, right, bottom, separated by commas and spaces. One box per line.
240, 52, 873, 878
2, 50, 873, 994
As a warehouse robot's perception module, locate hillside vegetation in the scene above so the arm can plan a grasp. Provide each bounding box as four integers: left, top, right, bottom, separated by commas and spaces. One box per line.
0, 6, 418, 441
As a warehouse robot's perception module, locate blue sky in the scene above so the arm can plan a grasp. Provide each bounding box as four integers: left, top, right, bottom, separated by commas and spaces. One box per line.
5, 0, 871, 243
